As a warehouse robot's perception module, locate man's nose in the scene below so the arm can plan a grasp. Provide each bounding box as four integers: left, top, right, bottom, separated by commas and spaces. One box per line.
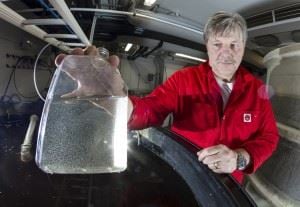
219, 48, 232, 57
219, 45, 232, 54
219, 46, 234, 58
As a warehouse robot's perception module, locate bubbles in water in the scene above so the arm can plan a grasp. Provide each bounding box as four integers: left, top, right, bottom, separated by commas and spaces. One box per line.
37, 97, 127, 174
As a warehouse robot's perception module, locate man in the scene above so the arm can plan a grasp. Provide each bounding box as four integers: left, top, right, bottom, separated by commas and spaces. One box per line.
56, 11, 278, 183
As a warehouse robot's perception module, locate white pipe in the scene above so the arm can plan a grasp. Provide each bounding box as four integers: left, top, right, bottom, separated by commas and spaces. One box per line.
62, 42, 86, 47
45, 34, 78, 39
135, 11, 203, 35
0, 2, 70, 52
21, 115, 39, 162
70, 7, 134, 15
89, 14, 98, 44
22, 18, 66, 25
49, 0, 91, 46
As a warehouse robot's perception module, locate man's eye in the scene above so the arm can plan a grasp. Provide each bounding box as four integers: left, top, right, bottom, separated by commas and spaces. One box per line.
214, 43, 221, 47
231, 44, 238, 49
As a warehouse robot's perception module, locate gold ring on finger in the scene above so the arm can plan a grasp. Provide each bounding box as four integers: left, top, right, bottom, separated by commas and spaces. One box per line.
214, 161, 220, 169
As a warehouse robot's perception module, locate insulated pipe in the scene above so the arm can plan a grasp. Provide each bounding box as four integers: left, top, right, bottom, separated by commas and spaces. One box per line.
0, 2, 70, 52
49, 0, 91, 46
21, 115, 39, 162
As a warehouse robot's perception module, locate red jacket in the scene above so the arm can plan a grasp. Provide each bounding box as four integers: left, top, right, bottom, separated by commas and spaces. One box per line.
128, 62, 279, 183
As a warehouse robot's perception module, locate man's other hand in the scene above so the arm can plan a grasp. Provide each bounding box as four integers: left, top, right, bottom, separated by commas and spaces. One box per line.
197, 144, 238, 173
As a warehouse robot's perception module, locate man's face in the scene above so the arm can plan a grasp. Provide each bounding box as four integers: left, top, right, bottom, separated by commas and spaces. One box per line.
206, 30, 245, 81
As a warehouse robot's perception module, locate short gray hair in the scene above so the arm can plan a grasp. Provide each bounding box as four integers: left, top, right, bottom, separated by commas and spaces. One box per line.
203, 11, 247, 43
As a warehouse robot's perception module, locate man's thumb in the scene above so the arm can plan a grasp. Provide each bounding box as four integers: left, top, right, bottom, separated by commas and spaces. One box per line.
108, 55, 120, 69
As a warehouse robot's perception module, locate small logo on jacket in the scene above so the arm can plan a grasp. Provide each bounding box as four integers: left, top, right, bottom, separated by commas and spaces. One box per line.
243, 113, 252, 122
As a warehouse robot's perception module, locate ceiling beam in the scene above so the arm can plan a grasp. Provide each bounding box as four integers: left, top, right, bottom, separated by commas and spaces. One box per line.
48, 0, 91, 46
0, 2, 70, 52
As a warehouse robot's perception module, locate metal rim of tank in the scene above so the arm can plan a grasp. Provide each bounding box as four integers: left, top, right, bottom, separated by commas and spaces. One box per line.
135, 127, 257, 207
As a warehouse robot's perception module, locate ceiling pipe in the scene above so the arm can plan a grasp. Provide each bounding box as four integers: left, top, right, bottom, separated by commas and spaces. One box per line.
71, 7, 133, 15
142, 40, 163, 57
0, 2, 70, 52
69, 8, 203, 35
44, 34, 78, 39
48, 0, 91, 46
135, 9, 203, 35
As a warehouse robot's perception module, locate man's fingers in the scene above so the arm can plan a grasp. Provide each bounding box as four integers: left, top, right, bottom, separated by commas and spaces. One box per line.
55, 47, 95, 66
197, 146, 220, 161
71, 48, 85, 55
84, 46, 120, 69
208, 163, 223, 173
108, 55, 120, 69
84, 45, 98, 56
202, 154, 222, 165
56, 46, 120, 70
55, 54, 66, 66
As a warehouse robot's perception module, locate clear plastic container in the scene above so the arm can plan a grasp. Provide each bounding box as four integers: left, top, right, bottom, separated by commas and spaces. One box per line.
36, 48, 128, 174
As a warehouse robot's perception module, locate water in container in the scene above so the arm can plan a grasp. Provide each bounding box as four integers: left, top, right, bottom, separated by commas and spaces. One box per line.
36, 48, 128, 174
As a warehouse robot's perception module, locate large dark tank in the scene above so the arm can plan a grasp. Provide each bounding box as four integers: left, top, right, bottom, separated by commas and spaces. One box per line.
0, 118, 255, 207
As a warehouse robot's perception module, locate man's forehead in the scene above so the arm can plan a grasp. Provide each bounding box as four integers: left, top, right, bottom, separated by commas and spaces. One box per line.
209, 31, 243, 42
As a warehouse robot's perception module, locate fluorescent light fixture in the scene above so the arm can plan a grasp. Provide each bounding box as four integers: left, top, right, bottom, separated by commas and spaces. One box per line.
125, 43, 133, 52
175, 53, 207, 62
144, 0, 156, 6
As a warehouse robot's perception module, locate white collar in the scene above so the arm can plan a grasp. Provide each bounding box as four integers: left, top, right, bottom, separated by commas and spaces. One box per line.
215, 77, 234, 91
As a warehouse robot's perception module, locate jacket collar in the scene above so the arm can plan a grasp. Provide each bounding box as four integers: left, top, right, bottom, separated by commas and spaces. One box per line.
200, 61, 251, 92
199, 62, 253, 111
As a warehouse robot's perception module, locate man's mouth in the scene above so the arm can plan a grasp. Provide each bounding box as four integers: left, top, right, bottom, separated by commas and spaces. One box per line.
218, 61, 234, 64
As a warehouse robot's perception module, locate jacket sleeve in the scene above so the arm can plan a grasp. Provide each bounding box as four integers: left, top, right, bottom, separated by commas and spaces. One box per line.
242, 99, 279, 174
128, 72, 179, 130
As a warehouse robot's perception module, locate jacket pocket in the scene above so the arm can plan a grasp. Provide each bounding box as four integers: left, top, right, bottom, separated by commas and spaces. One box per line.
235, 110, 261, 140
